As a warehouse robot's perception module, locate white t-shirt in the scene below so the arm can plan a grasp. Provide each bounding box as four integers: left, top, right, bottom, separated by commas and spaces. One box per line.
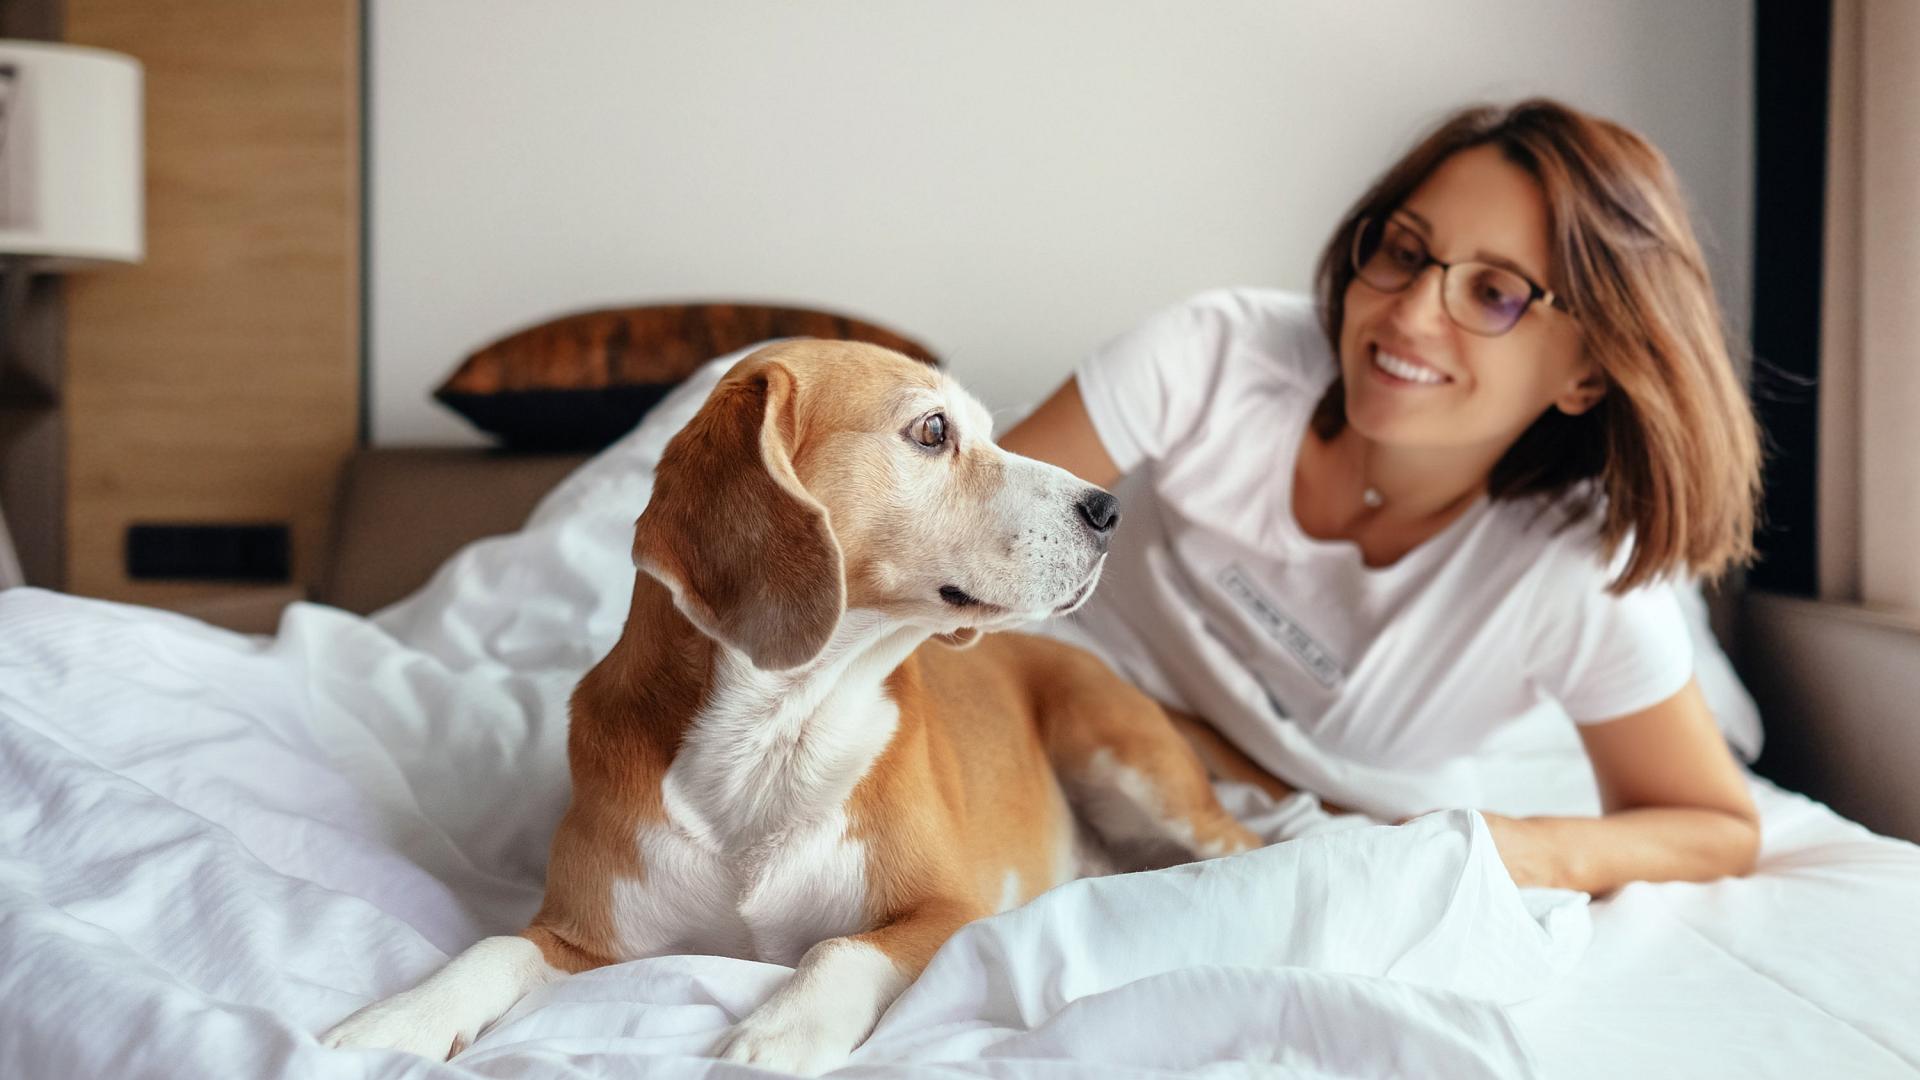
1044, 288, 1700, 817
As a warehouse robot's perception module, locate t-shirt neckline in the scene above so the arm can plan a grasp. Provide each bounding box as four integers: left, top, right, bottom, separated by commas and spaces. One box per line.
1271, 381, 1490, 576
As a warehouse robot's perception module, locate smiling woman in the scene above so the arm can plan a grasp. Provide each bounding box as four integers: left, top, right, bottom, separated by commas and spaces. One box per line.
999, 98, 1766, 897
1310, 106, 1760, 592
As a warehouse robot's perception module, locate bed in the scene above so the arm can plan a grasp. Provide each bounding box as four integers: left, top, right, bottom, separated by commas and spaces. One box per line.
2, 352, 1917, 1079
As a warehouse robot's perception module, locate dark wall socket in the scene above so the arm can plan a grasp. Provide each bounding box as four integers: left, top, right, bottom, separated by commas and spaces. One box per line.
125, 523, 292, 583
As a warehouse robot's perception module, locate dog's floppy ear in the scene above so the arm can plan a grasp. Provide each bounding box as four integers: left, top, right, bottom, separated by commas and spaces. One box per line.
633, 359, 845, 670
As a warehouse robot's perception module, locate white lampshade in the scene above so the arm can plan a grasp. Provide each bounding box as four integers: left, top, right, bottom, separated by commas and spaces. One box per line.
0, 41, 142, 269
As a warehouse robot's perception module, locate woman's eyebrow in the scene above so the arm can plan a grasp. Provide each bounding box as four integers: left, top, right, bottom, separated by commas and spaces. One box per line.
1473, 251, 1550, 288
1394, 208, 1434, 235
1474, 249, 1551, 288
1396, 207, 1549, 286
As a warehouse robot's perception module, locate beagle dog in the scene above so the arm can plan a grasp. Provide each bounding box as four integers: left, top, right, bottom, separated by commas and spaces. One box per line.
323, 341, 1260, 1074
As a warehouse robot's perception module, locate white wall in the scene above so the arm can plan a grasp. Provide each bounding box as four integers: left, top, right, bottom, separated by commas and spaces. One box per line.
371, 0, 1752, 445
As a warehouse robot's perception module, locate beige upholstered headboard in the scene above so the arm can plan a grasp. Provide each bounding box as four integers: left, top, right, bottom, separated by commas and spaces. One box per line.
318, 448, 588, 615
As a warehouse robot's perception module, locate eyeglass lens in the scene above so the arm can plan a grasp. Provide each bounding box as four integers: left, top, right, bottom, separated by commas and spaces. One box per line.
1352, 217, 1537, 336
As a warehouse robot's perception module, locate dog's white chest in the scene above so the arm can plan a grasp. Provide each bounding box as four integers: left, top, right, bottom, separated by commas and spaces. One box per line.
614, 811, 872, 966
608, 654, 902, 966
736, 810, 873, 964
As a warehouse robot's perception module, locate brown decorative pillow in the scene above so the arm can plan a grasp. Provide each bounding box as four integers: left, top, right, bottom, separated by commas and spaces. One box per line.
434, 303, 941, 451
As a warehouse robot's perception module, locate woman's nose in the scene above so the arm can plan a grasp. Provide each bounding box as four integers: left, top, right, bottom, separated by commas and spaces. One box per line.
1388, 264, 1451, 336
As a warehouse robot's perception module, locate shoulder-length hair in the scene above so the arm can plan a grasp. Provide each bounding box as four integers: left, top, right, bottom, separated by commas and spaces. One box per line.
1312, 98, 1761, 592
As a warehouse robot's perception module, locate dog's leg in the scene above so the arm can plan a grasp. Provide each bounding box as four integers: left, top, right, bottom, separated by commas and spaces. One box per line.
1042, 693, 1262, 869
322, 929, 581, 1058
713, 898, 978, 1076
1161, 705, 1300, 803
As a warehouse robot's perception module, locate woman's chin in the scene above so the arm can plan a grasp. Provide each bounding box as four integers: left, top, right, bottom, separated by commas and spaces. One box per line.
1346, 404, 1470, 454
1343, 396, 1421, 443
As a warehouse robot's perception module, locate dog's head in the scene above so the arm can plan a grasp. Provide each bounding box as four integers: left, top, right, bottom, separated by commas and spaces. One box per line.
633, 340, 1117, 670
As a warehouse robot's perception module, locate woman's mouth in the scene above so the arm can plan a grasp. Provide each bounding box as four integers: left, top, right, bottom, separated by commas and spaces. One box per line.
1370, 346, 1453, 387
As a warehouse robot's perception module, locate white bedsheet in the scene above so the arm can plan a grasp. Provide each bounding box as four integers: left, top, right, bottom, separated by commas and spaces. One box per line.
2, 358, 1916, 1079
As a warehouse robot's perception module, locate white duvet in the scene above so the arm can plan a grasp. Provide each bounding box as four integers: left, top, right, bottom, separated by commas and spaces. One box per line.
3, 359, 1916, 1079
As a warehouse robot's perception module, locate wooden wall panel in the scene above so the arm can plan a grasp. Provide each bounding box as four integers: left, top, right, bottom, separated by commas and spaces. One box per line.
61, 0, 358, 606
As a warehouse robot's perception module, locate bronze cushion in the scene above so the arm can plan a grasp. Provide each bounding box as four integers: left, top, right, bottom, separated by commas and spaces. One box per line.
434, 302, 940, 451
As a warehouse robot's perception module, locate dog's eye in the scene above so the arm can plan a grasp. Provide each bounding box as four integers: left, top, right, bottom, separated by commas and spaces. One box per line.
910, 412, 948, 449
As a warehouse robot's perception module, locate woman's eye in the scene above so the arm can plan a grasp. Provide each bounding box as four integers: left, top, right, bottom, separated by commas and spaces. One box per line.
913, 412, 948, 448
1471, 270, 1529, 317
1387, 237, 1425, 268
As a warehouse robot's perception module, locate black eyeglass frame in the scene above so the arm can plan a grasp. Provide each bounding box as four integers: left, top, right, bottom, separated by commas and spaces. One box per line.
1348, 215, 1569, 337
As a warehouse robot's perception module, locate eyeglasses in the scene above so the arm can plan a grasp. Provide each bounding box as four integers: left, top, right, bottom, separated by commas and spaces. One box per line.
1349, 215, 1566, 337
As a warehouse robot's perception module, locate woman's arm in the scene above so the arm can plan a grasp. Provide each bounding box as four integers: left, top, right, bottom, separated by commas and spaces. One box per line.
1001, 380, 1318, 802
1483, 676, 1761, 893
997, 377, 1123, 490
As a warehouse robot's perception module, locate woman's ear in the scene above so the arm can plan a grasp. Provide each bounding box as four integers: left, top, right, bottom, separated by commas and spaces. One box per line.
1555, 363, 1608, 417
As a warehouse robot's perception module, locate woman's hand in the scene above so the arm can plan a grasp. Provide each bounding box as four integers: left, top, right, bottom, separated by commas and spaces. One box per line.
1481, 812, 1560, 889
1394, 810, 1563, 888
1416, 801, 1758, 894
1400, 679, 1762, 895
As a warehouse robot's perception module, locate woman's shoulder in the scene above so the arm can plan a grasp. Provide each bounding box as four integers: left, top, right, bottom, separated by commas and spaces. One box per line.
1164, 287, 1323, 345
1149, 287, 1335, 386
1077, 289, 1328, 475
1484, 486, 1615, 574
1478, 491, 1698, 724
1482, 487, 1689, 626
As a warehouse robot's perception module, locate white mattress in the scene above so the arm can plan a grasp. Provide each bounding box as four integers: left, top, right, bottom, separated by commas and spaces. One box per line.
2, 357, 1916, 1079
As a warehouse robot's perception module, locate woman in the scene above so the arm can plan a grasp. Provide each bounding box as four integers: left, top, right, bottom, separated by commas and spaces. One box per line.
1000, 99, 1763, 894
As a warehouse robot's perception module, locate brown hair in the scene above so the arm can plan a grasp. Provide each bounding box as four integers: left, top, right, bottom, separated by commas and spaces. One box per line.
1312, 98, 1760, 592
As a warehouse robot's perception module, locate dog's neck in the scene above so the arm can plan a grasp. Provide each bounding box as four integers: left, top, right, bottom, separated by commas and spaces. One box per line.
673, 611, 927, 848
609, 576, 931, 851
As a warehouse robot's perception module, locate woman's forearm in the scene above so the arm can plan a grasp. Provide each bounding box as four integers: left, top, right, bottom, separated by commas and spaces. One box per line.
1486, 806, 1760, 894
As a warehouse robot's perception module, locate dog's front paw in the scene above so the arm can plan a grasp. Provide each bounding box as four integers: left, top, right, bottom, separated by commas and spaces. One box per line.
321, 991, 475, 1060
712, 1009, 859, 1077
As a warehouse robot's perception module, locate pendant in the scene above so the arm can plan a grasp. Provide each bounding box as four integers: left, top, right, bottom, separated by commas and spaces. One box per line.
1361, 486, 1384, 509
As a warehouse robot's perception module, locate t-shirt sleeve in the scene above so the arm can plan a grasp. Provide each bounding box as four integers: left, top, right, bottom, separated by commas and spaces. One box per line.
1073, 295, 1232, 475
1530, 564, 1696, 725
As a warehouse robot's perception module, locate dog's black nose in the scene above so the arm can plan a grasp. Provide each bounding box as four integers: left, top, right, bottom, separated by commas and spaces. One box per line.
1076, 490, 1121, 538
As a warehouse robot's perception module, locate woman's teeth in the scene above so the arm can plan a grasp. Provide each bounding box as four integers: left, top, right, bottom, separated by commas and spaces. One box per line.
1373, 349, 1450, 385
